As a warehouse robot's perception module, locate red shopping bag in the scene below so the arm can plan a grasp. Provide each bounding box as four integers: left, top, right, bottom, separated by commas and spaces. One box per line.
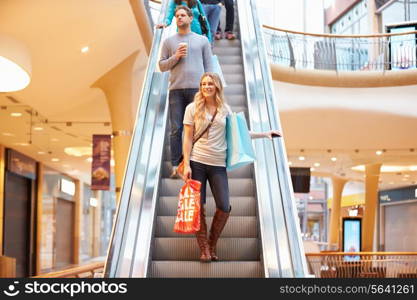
173, 179, 201, 233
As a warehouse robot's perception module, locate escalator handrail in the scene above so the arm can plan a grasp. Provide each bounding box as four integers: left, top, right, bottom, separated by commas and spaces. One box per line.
104, 0, 169, 277
237, 0, 309, 277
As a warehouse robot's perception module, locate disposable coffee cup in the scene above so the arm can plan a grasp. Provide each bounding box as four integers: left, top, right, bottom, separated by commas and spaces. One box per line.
179, 42, 188, 57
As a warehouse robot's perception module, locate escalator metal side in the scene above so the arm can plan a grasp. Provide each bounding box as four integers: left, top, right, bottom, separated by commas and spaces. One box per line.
236, 0, 309, 277
104, 0, 170, 278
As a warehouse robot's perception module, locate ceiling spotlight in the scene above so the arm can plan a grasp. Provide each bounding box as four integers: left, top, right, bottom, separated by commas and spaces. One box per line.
10, 112, 22, 117
331, 157, 337, 162
81, 46, 89, 53
51, 158, 60, 162
33, 127, 43, 131
37, 151, 46, 155
86, 157, 93, 163
299, 156, 305, 161
376, 150, 383, 155
288, 161, 292, 166
314, 162, 320, 167
51, 138, 59, 142
310, 167, 315, 171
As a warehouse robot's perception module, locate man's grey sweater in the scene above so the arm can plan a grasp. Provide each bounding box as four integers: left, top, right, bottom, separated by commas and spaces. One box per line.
159, 32, 213, 90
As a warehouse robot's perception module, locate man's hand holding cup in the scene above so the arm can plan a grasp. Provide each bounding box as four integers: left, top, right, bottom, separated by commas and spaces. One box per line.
175, 42, 188, 60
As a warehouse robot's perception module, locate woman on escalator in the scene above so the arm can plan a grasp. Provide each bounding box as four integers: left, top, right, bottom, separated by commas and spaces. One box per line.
182, 72, 281, 262
156, 0, 213, 43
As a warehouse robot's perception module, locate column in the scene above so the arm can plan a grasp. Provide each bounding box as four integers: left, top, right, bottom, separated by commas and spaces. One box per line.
0, 145, 5, 255
92, 51, 144, 202
362, 163, 381, 251
328, 176, 347, 250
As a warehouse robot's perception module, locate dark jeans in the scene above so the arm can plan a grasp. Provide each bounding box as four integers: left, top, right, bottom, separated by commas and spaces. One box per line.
190, 160, 230, 212
169, 88, 199, 166
217, 0, 234, 33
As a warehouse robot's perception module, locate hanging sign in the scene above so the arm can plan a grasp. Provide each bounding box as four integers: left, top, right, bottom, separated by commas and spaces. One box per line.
91, 134, 111, 190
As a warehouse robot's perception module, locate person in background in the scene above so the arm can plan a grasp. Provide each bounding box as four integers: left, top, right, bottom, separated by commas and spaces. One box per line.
157, 0, 212, 43
159, 6, 213, 178
182, 73, 281, 262
200, 0, 222, 44
215, 0, 236, 40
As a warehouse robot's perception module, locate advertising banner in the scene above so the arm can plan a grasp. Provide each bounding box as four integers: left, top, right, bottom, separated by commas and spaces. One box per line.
91, 134, 111, 190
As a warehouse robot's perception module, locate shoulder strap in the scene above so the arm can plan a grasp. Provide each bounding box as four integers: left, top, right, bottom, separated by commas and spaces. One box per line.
192, 110, 217, 144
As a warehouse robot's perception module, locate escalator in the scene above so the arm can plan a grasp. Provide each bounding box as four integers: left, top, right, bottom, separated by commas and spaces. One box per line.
104, 0, 309, 278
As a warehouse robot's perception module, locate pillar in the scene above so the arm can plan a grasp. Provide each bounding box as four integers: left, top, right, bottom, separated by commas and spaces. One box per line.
92, 51, 143, 202
129, 0, 153, 55
362, 163, 381, 251
328, 176, 347, 250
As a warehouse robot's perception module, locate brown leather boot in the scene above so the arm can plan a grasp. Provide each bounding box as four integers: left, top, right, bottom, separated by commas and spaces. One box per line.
208, 207, 231, 261
195, 206, 211, 263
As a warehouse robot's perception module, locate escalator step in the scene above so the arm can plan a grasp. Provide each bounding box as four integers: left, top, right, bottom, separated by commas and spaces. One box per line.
155, 216, 258, 238
152, 238, 259, 261
222, 64, 244, 74
213, 47, 241, 56
214, 39, 241, 48
158, 196, 256, 216
223, 74, 245, 85
218, 55, 243, 65
160, 178, 254, 196
150, 261, 263, 278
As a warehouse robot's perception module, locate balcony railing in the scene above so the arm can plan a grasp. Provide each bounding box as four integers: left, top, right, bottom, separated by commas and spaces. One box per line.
263, 25, 417, 72
306, 252, 417, 278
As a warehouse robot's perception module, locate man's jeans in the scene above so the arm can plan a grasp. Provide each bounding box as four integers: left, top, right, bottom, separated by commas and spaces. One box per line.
169, 88, 199, 166
217, 0, 234, 32
202, 4, 221, 42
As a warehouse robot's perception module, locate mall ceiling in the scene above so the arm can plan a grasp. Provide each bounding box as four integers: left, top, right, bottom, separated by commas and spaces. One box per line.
0, 0, 416, 191
0, 0, 144, 183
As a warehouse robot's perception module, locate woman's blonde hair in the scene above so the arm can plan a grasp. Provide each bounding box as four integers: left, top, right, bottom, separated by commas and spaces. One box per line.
193, 72, 225, 125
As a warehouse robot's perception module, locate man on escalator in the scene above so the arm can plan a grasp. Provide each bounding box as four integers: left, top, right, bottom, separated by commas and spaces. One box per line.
159, 5, 213, 178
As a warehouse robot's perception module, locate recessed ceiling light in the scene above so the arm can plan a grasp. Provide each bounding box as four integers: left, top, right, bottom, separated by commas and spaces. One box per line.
314, 162, 320, 167
37, 151, 46, 155
51, 158, 60, 162
10, 112, 22, 117
81, 46, 89, 53
331, 157, 337, 162
86, 157, 93, 163
298, 156, 305, 161
2, 132, 14, 136
288, 161, 292, 166
310, 167, 315, 171
404, 174, 410, 178
376, 150, 383, 155
33, 127, 43, 131
410, 166, 417, 171
51, 138, 59, 142
14, 142, 29, 146
64, 146, 91, 157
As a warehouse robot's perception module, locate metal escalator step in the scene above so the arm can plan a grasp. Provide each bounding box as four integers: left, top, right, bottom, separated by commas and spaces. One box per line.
213, 47, 241, 56
160, 178, 254, 197
214, 39, 241, 48
160, 160, 252, 178
152, 238, 259, 261
226, 94, 246, 106
218, 55, 242, 65
224, 83, 245, 95
223, 74, 245, 85
150, 261, 263, 278
158, 196, 256, 217
222, 64, 243, 75
155, 216, 258, 238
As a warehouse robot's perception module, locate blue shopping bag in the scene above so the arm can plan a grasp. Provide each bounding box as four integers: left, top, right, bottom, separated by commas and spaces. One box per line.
212, 55, 227, 87
226, 112, 255, 171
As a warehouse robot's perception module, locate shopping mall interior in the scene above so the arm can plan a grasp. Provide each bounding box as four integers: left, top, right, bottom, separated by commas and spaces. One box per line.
0, 0, 417, 278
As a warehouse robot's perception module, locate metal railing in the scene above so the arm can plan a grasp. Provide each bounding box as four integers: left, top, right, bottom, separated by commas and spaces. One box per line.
263, 25, 417, 72
239, 0, 309, 277
306, 252, 417, 278
104, 0, 170, 277
33, 262, 104, 278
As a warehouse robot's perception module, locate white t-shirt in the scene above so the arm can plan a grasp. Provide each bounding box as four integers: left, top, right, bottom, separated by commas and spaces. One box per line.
183, 103, 232, 167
